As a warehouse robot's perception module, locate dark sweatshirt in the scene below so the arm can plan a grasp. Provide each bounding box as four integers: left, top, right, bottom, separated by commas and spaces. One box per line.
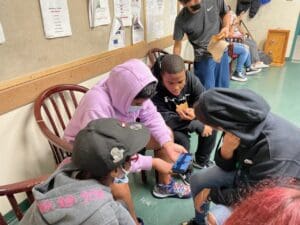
152, 69, 206, 133
195, 88, 300, 204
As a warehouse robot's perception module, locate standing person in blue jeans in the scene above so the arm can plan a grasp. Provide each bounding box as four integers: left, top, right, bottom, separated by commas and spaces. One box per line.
182, 88, 300, 225
231, 42, 261, 82
173, 0, 231, 89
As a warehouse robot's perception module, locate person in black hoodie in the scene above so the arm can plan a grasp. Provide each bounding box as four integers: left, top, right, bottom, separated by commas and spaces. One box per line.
236, 0, 261, 18
151, 54, 217, 184
182, 88, 300, 225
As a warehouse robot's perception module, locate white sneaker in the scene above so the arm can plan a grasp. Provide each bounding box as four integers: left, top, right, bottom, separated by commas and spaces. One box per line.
252, 62, 270, 69
245, 67, 262, 76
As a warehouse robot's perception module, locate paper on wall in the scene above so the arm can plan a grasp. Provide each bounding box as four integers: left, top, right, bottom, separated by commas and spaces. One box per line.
89, 0, 111, 28
132, 16, 144, 44
109, 17, 125, 50
0, 22, 5, 44
169, 0, 177, 22
39, 0, 72, 38
131, 0, 142, 18
146, 0, 164, 16
114, 0, 132, 26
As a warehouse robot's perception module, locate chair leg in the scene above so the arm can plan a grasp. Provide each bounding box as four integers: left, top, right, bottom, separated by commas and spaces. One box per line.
139, 148, 147, 184
141, 171, 147, 184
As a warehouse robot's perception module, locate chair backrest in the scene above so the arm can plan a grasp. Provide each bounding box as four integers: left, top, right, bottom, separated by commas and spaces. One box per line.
0, 175, 48, 225
147, 48, 193, 71
34, 84, 88, 165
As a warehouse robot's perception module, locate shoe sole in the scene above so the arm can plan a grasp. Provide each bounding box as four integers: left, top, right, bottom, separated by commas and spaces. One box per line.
152, 190, 191, 199
246, 69, 262, 75
231, 76, 247, 82
192, 161, 205, 169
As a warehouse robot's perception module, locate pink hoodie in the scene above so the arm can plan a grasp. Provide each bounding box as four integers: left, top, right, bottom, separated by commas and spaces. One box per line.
64, 59, 172, 172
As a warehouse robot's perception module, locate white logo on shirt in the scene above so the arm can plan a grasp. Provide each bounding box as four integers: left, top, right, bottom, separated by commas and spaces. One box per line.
207, 6, 213, 12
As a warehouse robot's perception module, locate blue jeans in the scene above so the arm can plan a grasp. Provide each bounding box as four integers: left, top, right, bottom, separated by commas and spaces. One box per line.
233, 43, 251, 73
194, 52, 229, 90
190, 166, 236, 224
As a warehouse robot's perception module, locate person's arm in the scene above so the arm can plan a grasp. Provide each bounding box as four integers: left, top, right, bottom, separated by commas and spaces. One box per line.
139, 100, 173, 146
139, 100, 187, 162
173, 40, 182, 55
173, 14, 184, 55
214, 133, 240, 171
216, 0, 231, 38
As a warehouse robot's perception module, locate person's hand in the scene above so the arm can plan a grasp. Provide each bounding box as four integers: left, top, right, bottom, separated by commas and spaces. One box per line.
217, 26, 229, 39
176, 107, 195, 120
152, 158, 173, 174
184, 108, 196, 120
201, 125, 213, 137
163, 141, 187, 162
220, 132, 240, 160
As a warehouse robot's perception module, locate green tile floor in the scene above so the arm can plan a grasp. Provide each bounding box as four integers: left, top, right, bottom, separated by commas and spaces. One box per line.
130, 61, 300, 225
6, 61, 300, 225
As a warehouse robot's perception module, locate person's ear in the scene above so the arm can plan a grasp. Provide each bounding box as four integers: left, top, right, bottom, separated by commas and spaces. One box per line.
110, 168, 119, 178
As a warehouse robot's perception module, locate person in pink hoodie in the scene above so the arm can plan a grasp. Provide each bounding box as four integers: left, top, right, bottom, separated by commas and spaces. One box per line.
64, 59, 191, 224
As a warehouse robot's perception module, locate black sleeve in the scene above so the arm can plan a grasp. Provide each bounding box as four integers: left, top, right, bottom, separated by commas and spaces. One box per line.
187, 120, 205, 134
214, 135, 238, 171
186, 73, 206, 133
210, 187, 243, 206
210, 179, 252, 206
188, 72, 206, 106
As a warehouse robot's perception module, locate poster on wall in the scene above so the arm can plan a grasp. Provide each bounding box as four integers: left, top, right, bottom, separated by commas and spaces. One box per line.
89, 0, 111, 28
0, 22, 5, 44
132, 16, 144, 44
39, 0, 72, 38
109, 18, 125, 50
146, 0, 165, 40
114, 0, 132, 26
131, 0, 142, 18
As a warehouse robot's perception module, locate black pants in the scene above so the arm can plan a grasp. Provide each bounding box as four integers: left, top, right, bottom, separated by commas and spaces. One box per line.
174, 130, 217, 164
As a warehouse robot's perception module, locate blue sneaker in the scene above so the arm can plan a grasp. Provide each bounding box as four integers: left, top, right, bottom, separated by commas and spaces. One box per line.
152, 179, 191, 198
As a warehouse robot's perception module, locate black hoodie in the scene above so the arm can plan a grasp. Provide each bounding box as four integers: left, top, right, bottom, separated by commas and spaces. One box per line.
195, 88, 300, 203
236, 0, 261, 18
151, 61, 205, 133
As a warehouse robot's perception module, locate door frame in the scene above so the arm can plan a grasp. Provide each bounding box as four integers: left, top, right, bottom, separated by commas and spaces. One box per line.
290, 13, 300, 60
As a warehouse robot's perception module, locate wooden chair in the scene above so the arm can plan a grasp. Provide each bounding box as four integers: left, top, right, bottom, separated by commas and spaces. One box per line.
34, 84, 88, 165
147, 48, 194, 71
0, 175, 48, 225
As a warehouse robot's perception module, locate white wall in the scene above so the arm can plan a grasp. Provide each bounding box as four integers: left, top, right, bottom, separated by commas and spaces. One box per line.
0, 74, 107, 214
227, 0, 300, 57
0, 42, 192, 214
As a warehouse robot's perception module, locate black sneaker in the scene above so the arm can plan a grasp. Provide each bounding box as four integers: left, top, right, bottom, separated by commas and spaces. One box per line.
181, 218, 203, 225
193, 159, 214, 169
179, 171, 192, 185
245, 67, 262, 75
231, 71, 247, 82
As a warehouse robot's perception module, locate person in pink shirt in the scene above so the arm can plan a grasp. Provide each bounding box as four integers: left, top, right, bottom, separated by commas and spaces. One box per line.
64, 59, 191, 224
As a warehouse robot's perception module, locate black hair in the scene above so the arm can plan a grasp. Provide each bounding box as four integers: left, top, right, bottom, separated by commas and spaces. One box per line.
161, 54, 185, 75
178, 0, 191, 4
135, 81, 157, 99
